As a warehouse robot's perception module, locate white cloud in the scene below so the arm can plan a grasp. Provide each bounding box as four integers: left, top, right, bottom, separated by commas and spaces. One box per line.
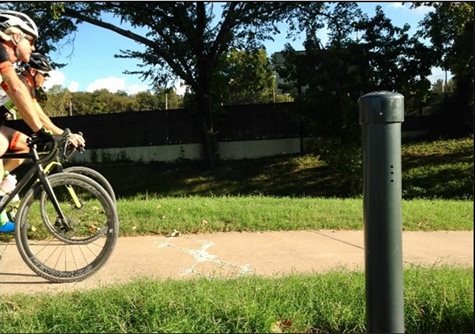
86, 76, 125, 93
86, 76, 148, 95
123, 83, 149, 95
43, 70, 65, 90
42, 71, 162, 95
388, 2, 433, 16
388, 2, 404, 9
43, 70, 80, 92
428, 67, 453, 84
411, 5, 433, 16
68, 81, 80, 92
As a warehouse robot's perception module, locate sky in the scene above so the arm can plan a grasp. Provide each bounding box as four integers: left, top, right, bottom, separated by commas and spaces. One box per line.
44, 2, 446, 95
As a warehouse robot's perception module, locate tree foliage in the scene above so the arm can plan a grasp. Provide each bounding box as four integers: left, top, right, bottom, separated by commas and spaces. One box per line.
415, 2, 473, 73
42, 84, 72, 117
0, 1, 314, 168
1, 2, 471, 161
414, 2, 473, 136
217, 48, 276, 105
276, 3, 450, 140
39, 87, 183, 116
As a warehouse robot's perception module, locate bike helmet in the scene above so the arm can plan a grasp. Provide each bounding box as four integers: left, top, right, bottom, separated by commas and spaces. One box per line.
28, 53, 52, 72
0, 10, 38, 39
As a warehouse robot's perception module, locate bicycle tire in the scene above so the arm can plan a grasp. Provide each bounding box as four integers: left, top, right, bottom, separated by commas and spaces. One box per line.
63, 166, 117, 204
14, 173, 119, 283
38, 166, 116, 242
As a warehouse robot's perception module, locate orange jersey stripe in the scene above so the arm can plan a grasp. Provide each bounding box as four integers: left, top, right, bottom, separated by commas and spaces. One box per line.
8, 131, 22, 151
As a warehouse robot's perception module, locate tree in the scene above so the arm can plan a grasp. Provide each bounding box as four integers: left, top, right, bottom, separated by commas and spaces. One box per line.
134, 91, 159, 111
415, 2, 473, 136
415, 2, 473, 76
66, 89, 136, 115
42, 84, 71, 117
1, 2, 315, 168
431, 79, 454, 94
355, 5, 434, 97
158, 88, 183, 110
218, 48, 276, 105
277, 3, 435, 138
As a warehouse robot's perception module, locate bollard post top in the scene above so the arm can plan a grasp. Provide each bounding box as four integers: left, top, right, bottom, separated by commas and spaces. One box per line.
358, 91, 404, 124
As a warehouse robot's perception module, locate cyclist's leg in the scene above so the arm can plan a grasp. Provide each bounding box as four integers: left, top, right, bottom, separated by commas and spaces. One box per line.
0, 125, 10, 178
0, 127, 28, 228
0, 126, 29, 173
0, 126, 15, 231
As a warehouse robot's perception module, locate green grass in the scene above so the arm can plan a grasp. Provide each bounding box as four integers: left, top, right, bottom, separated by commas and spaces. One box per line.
1, 267, 472, 333
0, 196, 469, 243
84, 136, 469, 236
0, 138, 472, 332
401, 137, 473, 199
80, 136, 473, 200
115, 196, 472, 236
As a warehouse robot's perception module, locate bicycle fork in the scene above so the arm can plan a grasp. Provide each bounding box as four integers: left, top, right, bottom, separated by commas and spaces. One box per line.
44, 161, 82, 209
30, 143, 78, 229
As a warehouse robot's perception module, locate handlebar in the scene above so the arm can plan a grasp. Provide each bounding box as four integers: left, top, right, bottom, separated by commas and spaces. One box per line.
27, 128, 85, 164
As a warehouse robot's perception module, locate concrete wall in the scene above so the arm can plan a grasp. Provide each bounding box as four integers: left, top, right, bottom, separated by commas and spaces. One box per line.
70, 137, 305, 163
69, 131, 426, 164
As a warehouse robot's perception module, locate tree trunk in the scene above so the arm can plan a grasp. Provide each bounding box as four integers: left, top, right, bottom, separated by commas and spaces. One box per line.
196, 88, 218, 170
195, 42, 219, 170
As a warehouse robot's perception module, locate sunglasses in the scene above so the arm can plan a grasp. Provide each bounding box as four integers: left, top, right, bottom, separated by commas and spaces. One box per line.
22, 33, 35, 46
35, 70, 50, 77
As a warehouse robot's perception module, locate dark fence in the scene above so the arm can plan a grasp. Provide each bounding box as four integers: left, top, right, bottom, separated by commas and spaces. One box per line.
5, 102, 429, 149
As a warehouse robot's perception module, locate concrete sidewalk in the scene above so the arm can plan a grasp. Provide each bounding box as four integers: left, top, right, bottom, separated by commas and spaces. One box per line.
0, 230, 472, 295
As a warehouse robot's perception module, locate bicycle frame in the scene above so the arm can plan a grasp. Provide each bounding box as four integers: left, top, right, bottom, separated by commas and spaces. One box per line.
0, 146, 68, 223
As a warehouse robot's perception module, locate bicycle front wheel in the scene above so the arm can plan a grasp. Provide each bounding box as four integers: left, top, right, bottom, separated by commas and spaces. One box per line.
14, 173, 119, 283
63, 166, 117, 204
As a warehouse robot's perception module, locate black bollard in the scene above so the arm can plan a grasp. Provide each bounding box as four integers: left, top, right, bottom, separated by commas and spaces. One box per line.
358, 91, 405, 334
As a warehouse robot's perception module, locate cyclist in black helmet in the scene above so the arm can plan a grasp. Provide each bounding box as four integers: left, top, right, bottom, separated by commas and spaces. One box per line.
21, 52, 51, 102
1, 52, 85, 174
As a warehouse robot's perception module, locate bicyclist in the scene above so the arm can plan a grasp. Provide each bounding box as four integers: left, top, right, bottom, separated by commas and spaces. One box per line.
0, 10, 52, 232
2, 52, 86, 172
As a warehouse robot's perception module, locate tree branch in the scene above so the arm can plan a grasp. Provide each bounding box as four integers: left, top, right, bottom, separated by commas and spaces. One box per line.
63, 7, 154, 48
62, 7, 195, 87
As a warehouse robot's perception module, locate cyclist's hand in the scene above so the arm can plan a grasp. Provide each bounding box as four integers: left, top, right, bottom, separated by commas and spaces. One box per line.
67, 132, 85, 149
29, 127, 53, 146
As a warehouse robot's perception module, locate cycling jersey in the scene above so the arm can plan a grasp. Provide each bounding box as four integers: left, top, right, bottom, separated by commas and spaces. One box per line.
19, 71, 36, 97
0, 43, 15, 122
0, 42, 11, 70
0, 43, 12, 106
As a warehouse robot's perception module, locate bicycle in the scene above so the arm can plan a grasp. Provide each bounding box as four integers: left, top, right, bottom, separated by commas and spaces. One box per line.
43, 129, 117, 205
1, 132, 119, 283
5, 130, 117, 223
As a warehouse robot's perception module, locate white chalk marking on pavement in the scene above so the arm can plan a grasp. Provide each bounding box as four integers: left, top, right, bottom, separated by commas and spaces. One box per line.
0, 241, 11, 262
157, 237, 253, 278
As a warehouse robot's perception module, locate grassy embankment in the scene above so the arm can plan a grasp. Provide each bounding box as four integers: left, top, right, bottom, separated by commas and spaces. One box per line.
94, 136, 473, 235
1, 137, 472, 333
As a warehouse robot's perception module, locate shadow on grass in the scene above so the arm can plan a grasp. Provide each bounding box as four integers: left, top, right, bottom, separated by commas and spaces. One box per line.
79, 145, 472, 200
8, 138, 467, 200
81, 155, 352, 199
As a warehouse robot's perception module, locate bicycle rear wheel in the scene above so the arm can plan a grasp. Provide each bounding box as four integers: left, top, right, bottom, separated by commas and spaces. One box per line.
63, 166, 117, 204
14, 173, 119, 283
